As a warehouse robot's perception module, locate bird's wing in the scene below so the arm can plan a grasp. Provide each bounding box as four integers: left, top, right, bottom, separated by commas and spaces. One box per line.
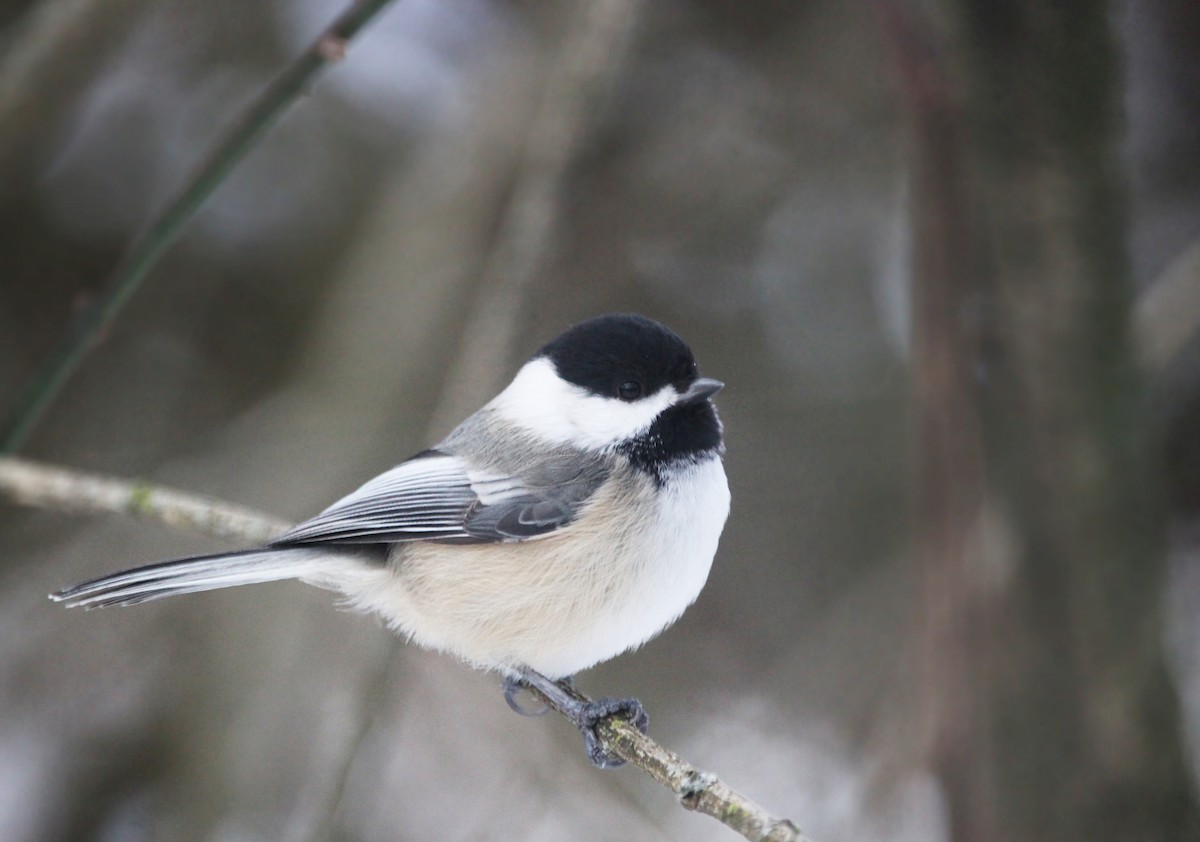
270, 449, 608, 546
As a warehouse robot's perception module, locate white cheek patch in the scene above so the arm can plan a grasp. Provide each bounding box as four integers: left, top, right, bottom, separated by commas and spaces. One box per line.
489, 358, 676, 450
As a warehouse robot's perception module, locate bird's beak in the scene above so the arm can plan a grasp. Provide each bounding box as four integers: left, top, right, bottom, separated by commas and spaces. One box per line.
679, 377, 724, 404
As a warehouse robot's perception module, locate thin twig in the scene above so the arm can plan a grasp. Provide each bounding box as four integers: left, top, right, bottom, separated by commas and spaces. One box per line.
0, 0, 400, 453
520, 675, 810, 842
2, 454, 809, 841
0, 457, 289, 543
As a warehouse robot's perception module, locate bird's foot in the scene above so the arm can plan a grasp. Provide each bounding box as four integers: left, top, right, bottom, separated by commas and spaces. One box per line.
572, 695, 649, 768
510, 668, 649, 768
502, 673, 550, 716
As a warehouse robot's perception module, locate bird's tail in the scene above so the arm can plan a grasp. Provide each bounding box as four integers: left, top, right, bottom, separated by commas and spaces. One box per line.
50, 547, 378, 609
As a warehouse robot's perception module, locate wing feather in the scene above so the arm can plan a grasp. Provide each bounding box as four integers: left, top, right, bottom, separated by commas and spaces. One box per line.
272, 453, 473, 545
270, 449, 609, 546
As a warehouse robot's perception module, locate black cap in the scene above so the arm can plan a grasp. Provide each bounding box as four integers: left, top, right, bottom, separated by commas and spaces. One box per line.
537, 314, 699, 401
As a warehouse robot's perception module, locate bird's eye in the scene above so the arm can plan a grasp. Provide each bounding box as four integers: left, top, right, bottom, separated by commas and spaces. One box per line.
617, 381, 642, 401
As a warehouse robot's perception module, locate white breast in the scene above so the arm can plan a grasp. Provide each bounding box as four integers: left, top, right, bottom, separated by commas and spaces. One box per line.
592, 457, 731, 669
338, 457, 730, 678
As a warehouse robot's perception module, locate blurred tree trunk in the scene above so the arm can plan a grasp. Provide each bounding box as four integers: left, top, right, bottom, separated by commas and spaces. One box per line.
892, 1, 1200, 840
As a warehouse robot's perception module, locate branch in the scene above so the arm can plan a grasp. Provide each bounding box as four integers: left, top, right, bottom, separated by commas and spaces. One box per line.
522, 676, 810, 842
0, 0, 400, 453
0, 456, 289, 543
1, 455, 809, 842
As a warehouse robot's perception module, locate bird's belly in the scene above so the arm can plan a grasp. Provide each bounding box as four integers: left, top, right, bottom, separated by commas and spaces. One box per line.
346, 459, 730, 678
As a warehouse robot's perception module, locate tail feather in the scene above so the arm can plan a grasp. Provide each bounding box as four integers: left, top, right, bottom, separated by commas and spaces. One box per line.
50, 548, 371, 609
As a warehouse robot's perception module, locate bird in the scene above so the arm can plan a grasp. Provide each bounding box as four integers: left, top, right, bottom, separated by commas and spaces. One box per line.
52, 313, 730, 767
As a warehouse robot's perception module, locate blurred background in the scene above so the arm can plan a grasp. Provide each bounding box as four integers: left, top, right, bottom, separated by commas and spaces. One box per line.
2, 0, 1200, 840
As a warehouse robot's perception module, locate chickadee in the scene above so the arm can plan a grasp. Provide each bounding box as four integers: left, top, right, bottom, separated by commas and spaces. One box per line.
53, 313, 730, 767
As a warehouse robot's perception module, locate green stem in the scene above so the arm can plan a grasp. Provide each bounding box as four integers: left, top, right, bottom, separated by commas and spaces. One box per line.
1, 0, 399, 453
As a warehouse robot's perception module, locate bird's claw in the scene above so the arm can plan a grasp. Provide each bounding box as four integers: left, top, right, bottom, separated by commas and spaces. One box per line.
503, 668, 649, 768
575, 696, 649, 768
502, 674, 550, 717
